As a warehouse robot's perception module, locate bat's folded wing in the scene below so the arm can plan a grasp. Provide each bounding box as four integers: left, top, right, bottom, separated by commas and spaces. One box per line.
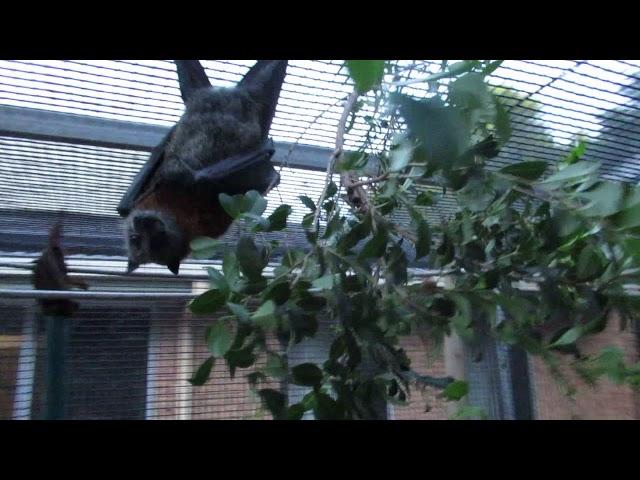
194, 138, 279, 194
117, 126, 176, 217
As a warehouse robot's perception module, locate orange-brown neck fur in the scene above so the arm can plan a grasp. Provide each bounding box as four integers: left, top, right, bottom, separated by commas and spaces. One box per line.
136, 186, 234, 247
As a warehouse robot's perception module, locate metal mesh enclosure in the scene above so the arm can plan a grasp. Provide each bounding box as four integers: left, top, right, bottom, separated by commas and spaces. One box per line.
1, 60, 640, 420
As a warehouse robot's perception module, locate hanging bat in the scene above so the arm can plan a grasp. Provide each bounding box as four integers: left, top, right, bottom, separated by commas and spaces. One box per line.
117, 60, 288, 275
32, 222, 89, 317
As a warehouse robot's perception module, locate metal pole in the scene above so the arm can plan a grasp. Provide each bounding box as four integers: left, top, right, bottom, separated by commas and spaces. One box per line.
0, 289, 197, 300
12, 310, 37, 420
43, 315, 69, 420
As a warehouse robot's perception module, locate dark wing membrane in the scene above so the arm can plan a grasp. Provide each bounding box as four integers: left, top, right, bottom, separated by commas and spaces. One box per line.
117, 126, 177, 217
194, 139, 278, 195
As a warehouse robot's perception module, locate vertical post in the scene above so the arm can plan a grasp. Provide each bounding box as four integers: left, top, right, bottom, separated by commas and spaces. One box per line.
444, 333, 466, 417
442, 276, 466, 417
12, 309, 37, 420
145, 308, 160, 420
44, 315, 69, 420
286, 319, 333, 420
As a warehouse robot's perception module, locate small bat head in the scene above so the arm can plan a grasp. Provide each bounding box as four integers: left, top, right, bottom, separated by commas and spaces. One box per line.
124, 210, 186, 275
43, 221, 67, 276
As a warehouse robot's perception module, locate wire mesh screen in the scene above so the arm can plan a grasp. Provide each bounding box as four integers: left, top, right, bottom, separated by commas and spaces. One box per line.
1, 296, 289, 420
1, 60, 640, 420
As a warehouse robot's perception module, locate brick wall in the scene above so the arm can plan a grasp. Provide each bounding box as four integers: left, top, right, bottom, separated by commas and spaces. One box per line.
529, 311, 639, 420
391, 335, 449, 420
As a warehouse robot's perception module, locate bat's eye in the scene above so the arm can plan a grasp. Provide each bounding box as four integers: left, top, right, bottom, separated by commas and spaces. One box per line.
129, 234, 142, 247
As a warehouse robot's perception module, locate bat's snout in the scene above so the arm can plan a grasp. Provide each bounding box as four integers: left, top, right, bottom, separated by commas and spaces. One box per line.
266, 170, 280, 195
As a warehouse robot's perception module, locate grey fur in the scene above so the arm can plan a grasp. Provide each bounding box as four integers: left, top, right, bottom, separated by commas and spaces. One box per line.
121, 60, 287, 274
160, 86, 263, 182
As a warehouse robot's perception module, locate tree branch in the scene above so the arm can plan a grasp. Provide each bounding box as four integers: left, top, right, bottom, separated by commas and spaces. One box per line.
312, 90, 360, 231
401, 370, 455, 390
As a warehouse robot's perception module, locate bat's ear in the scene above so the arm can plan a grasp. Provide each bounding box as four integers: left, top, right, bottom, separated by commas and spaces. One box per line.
175, 60, 212, 104
127, 260, 140, 274
48, 221, 63, 247
167, 259, 180, 276
239, 60, 288, 139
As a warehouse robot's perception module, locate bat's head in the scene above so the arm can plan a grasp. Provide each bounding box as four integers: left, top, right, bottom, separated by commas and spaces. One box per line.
124, 210, 186, 275
44, 221, 67, 268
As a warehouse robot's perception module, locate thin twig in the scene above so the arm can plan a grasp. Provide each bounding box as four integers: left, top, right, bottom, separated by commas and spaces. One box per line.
311, 89, 360, 232
348, 173, 390, 188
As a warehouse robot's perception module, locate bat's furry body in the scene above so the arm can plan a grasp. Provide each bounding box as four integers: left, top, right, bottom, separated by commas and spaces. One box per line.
32, 223, 88, 317
118, 60, 287, 274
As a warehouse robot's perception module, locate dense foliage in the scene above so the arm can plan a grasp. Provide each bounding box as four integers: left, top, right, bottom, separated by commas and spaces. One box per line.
187, 60, 640, 419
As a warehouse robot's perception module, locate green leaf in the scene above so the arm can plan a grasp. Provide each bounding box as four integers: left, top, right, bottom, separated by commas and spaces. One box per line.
326, 181, 338, 198
225, 346, 256, 376
219, 190, 267, 219
237, 236, 268, 281
386, 242, 408, 285
415, 191, 434, 206
188, 357, 214, 386
595, 347, 626, 384
287, 403, 307, 420
336, 151, 368, 173
550, 326, 584, 348
482, 60, 503, 76
262, 280, 291, 305
623, 237, 640, 258
448, 73, 493, 118
576, 245, 604, 281
500, 161, 547, 181
245, 190, 268, 216
189, 289, 226, 315
206, 322, 234, 358
312, 274, 336, 290
358, 229, 388, 260
251, 300, 277, 328
258, 389, 286, 420
288, 308, 319, 342
578, 181, 625, 217
219, 192, 242, 219
243, 213, 270, 231
223, 251, 240, 283
564, 140, 587, 165
451, 405, 488, 420
190, 237, 223, 259
226, 302, 250, 323
393, 94, 469, 171
264, 204, 292, 231
442, 380, 469, 401
457, 175, 495, 212
265, 353, 288, 379
299, 195, 316, 211
337, 215, 372, 252
538, 161, 600, 189
415, 220, 431, 260
345, 60, 386, 94
302, 212, 315, 229
450, 294, 473, 340
611, 202, 640, 230
206, 267, 229, 296
389, 141, 413, 172
313, 392, 345, 420
291, 363, 323, 387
